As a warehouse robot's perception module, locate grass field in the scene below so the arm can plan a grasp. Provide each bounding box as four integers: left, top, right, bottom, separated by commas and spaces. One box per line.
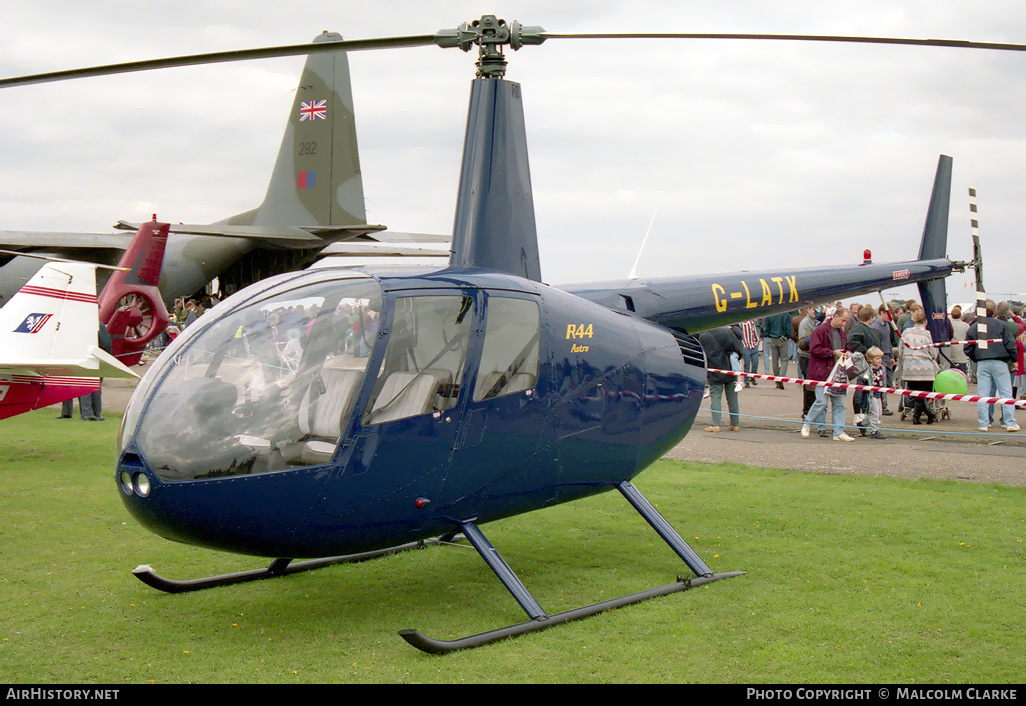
1, 408, 1024, 684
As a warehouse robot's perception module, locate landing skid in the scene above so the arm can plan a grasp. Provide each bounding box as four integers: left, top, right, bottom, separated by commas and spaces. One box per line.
130, 482, 744, 653
399, 481, 745, 653
400, 572, 745, 654
131, 539, 441, 594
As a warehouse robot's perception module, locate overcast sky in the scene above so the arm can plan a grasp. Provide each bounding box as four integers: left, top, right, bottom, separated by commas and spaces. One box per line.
1, 0, 1024, 304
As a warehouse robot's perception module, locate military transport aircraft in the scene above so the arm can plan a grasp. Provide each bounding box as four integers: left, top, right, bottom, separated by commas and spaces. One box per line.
0, 31, 448, 307
0, 16, 1009, 652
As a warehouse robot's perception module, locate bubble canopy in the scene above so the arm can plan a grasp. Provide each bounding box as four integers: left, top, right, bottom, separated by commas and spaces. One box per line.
121, 272, 383, 482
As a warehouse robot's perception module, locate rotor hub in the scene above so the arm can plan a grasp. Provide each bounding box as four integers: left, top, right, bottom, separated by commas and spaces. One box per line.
435, 15, 546, 78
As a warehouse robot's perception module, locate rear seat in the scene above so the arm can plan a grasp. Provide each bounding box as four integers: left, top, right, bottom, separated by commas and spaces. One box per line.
366, 369, 452, 425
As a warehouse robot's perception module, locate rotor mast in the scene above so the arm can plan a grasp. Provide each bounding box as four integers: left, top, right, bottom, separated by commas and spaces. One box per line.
440, 16, 547, 282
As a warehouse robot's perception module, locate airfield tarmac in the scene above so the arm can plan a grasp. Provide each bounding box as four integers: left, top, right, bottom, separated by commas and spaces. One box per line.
668, 379, 1026, 488
98, 372, 1026, 488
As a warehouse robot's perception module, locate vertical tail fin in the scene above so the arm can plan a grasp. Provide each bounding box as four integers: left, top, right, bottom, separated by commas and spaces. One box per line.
221, 31, 367, 229
450, 77, 542, 281
0, 262, 136, 378
917, 155, 952, 346
98, 219, 171, 367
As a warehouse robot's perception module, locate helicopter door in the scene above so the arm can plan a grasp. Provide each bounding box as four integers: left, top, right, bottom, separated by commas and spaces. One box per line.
441, 293, 553, 516
319, 291, 478, 528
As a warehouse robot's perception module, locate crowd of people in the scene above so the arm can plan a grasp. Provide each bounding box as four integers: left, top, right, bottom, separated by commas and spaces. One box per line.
171, 295, 220, 331
699, 298, 1025, 439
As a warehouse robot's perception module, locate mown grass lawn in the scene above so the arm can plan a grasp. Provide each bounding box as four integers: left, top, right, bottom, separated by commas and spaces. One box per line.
1, 409, 1023, 683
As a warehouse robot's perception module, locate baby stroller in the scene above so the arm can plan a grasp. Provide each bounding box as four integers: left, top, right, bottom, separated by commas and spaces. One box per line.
895, 344, 951, 422
897, 381, 949, 421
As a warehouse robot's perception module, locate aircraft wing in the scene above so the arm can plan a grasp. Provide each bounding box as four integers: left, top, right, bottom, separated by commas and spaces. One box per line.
113, 220, 452, 251
0, 230, 133, 252
114, 220, 393, 248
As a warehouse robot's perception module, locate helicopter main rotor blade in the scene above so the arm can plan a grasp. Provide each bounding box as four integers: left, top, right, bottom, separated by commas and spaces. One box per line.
0, 34, 438, 89
541, 32, 1026, 53
5, 23, 1026, 90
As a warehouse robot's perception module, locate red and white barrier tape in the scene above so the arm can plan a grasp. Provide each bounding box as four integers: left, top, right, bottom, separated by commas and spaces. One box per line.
708, 368, 1026, 408
900, 338, 1002, 350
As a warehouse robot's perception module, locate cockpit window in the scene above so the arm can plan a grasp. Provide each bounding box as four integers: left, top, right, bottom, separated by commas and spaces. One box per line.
473, 297, 540, 401
362, 294, 474, 425
133, 276, 382, 481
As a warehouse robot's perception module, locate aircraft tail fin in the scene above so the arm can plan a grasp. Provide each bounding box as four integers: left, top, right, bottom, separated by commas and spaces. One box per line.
0, 262, 138, 379
220, 31, 368, 231
98, 220, 171, 367
917, 155, 952, 345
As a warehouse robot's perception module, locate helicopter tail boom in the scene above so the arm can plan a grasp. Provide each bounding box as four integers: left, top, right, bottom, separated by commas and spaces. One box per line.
563, 155, 956, 334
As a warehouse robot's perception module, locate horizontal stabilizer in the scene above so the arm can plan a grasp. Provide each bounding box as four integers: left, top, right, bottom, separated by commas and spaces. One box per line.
5, 346, 137, 379
90, 346, 139, 378
368, 231, 451, 243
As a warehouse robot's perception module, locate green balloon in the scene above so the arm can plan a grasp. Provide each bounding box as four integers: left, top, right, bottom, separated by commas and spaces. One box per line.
934, 369, 968, 395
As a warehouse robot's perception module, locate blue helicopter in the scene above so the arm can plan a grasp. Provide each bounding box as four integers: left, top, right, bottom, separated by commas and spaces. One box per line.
4, 16, 1002, 653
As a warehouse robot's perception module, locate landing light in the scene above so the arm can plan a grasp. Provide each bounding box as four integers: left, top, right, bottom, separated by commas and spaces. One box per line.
120, 470, 151, 497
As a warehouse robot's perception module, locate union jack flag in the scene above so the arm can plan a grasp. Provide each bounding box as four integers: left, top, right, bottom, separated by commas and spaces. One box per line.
299, 99, 327, 121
